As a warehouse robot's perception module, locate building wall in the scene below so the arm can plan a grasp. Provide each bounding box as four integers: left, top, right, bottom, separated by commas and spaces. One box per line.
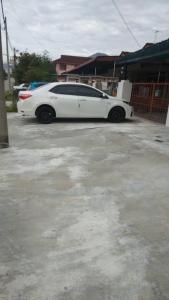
66, 64, 76, 72
56, 63, 77, 75
56, 63, 65, 75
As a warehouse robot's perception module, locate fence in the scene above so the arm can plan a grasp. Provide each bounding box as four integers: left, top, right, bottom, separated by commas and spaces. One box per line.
131, 83, 169, 123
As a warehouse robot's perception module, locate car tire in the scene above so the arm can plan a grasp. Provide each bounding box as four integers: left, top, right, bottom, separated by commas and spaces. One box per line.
108, 107, 125, 123
36, 106, 55, 124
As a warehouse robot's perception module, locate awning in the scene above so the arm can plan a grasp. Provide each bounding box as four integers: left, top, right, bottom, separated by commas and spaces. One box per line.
117, 38, 169, 65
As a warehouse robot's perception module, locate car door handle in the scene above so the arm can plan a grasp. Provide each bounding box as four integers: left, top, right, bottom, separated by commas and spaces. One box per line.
79, 99, 87, 101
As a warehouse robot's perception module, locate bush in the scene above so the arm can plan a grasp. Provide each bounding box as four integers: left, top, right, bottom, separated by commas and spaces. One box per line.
5, 91, 13, 101
6, 102, 17, 113
5, 91, 18, 104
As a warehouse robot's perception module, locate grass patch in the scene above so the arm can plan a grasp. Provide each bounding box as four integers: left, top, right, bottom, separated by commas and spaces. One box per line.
5, 90, 18, 112
5, 91, 18, 103
6, 103, 17, 113
5, 91, 13, 101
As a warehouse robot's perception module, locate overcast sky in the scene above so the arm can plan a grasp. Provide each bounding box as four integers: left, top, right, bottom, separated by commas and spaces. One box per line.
2, 0, 169, 60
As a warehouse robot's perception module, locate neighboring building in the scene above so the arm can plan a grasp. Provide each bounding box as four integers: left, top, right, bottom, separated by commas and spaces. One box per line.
54, 39, 169, 124
117, 39, 169, 124
117, 40, 169, 82
142, 43, 154, 49
119, 51, 132, 57
61, 55, 119, 95
54, 55, 90, 79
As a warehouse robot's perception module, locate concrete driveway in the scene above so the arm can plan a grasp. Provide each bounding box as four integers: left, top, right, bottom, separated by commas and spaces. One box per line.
0, 114, 169, 300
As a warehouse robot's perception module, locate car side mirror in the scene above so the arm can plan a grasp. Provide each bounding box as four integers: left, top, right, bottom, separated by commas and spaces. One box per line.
101, 94, 109, 99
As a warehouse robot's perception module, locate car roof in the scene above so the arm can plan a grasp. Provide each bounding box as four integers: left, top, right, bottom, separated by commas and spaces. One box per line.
48, 82, 97, 87
33, 81, 106, 95
34, 82, 92, 90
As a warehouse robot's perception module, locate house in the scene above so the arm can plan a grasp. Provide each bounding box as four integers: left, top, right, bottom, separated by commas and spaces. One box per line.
116, 39, 169, 124
54, 55, 90, 80
54, 40, 169, 124
116, 41, 169, 82
61, 55, 119, 95
119, 51, 132, 57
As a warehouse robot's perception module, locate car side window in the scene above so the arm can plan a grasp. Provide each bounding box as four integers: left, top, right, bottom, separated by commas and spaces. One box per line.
49, 85, 78, 96
49, 84, 103, 98
75, 85, 103, 98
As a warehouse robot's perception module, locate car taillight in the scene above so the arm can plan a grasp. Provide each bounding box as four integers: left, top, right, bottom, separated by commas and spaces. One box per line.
19, 94, 32, 101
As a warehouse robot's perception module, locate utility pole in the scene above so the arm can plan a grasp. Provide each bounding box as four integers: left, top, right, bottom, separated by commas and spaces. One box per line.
0, 20, 9, 148
13, 47, 16, 68
12, 47, 18, 105
13, 47, 17, 83
4, 17, 12, 93
113, 61, 116, 78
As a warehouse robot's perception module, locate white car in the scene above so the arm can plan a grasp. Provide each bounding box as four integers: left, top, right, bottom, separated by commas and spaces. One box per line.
17, 82, 133, 124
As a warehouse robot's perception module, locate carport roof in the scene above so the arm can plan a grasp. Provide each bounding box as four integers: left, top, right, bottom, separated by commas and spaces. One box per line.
117, 38, 169, 65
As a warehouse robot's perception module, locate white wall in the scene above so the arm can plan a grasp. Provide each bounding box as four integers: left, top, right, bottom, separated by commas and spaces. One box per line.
117, 80, 132, 102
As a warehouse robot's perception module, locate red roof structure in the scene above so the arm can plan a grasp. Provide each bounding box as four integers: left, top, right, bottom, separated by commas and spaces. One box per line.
120, 51, 132, 57
54, 55, 90, 65
143, 43, 154, 49
63, 55, 119, 75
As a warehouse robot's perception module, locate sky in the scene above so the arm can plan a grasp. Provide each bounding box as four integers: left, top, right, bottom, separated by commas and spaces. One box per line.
1, 0, 169, 60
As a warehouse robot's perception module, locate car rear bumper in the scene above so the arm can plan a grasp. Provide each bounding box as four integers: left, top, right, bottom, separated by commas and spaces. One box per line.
17, 101, 34, 117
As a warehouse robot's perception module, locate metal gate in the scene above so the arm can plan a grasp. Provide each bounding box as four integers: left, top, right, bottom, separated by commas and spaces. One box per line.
131, 83, 169, 123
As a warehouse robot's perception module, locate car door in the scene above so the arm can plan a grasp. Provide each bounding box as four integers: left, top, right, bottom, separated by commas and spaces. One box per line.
49, 84, 79, 117
76, 85, 107, 118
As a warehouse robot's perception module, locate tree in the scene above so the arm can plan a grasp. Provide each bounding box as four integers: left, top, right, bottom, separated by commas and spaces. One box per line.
13, 52, 56, 84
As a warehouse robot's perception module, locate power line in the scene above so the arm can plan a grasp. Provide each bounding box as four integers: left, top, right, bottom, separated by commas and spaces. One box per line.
7, 0, 58, 51
6, 0, 46, 49
111, 0, 140, 48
